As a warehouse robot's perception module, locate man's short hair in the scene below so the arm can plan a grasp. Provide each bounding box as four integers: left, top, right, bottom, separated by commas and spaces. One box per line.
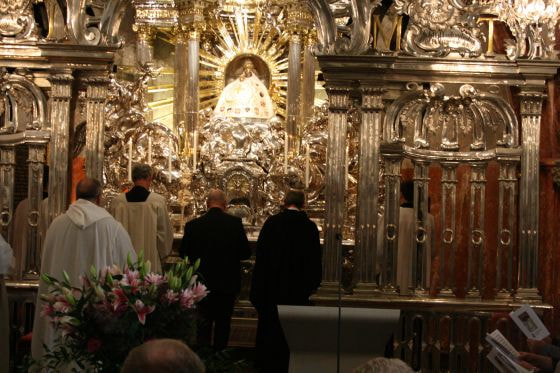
284, 190, 305, 209
400, 180, 414, 205
207, 189, 226, 206
121, 339, 205, 373
75, 178, 102, 201
132, 164, 153, 182
353, 357, 413, 373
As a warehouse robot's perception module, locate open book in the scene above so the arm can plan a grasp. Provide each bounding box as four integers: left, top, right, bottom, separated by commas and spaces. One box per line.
486, 330, 533, 373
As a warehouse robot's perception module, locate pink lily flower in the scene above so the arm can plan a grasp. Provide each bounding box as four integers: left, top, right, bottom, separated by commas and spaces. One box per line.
163, 289, 178, 304
191, 283, 209, 302
179, 289, 195, 309
145, 273, 164, 286
133, 299, 155, 325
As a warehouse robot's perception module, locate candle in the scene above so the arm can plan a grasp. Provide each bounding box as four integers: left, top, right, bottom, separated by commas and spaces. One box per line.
147, 136, 152, 164
193, 130, 198, 172
284, 132, 288, 174
168, 138, 173, 183
128, 138, 132, 181
305, 143, 310, 188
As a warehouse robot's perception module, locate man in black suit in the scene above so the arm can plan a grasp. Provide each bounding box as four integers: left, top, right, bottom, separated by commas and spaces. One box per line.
250, 190, 323, 373
180, 189, 250, 351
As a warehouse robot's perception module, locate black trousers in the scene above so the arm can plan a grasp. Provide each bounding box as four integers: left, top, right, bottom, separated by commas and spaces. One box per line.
255, 304, 290, 373
197, 292, 236, 351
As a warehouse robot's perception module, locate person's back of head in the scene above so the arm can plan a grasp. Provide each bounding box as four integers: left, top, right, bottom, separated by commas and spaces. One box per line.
76, 178, 102, 204
121, 339, 205, 373
206, 189, 227, 211
400, 180, 414, 205
284, 190, 305, 210
353, 357, 413, 373
132, 164, 153, 182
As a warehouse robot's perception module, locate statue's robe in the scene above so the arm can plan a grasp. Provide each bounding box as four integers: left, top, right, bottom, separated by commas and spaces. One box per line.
214, 74, 275, 120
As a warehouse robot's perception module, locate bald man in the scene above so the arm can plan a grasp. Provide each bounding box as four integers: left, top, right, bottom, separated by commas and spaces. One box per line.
180, 189, 250, 351
122, 339, 205, 373
32, 178, 136, 362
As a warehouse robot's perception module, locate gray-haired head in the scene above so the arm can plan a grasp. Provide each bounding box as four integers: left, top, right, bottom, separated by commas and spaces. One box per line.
121, 339, 205, 373
353, 357, 413, 373
76, 178, 102, 203
206, 189, 227, 211
284, 190, 305, 210
132, 164, 153, 182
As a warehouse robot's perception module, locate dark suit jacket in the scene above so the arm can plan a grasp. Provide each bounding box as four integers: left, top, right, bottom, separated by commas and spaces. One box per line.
180, 207, 250, 295
250, 209, 322, 307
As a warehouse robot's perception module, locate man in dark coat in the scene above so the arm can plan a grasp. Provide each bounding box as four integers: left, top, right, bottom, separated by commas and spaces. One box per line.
250, 190, 323, 373
180, 189, 250, 351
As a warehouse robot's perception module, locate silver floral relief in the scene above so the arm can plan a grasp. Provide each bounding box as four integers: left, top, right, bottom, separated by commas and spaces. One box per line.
0, 69, 47, 134
385, 83, 518, 151
394, 0, 483, 57
0, 0, 38, 42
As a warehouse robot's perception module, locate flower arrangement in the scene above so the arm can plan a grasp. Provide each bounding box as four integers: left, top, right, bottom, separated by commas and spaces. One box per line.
35, 253, 208, 372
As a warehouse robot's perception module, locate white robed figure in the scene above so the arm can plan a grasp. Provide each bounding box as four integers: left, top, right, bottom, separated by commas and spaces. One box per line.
109, 164, 173, 274
31, 179, 136, 362
214, 59, 275, 120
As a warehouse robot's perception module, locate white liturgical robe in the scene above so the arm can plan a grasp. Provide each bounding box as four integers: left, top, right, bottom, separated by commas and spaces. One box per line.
31, 199, 136, 361
110, 192, 173, 273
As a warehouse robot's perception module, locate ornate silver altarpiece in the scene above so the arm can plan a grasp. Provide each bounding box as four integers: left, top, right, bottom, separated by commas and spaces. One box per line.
2, 0, 560, 370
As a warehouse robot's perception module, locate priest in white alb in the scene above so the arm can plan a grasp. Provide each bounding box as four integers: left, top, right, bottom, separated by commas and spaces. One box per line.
109, 164, 173, 273
32, 178, 136, 361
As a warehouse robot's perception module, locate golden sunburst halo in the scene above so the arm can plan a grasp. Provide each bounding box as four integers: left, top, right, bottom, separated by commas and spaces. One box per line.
199, 5, 289, 118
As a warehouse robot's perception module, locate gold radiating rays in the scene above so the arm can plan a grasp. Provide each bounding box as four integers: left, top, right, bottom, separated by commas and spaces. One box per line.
199, 6, 290, 117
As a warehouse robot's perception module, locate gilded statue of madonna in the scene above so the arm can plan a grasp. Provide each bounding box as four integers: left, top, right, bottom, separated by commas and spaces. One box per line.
214, 58, 275, 120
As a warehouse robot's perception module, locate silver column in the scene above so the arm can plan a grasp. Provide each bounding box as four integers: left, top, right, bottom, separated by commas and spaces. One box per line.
380, 146, 402, 295
466, 162, 486, 298
286, 33, 302, 152
496, 151, 519, 299
354, 88, 384, 293
0, 146, 15, 241
516, 89, 545, 301
174, 29, 188, 147
439, 162, 458, 296
301, 33, 316, 128
84, 75, 109, 182
186, 29, 200, 164
319, 87, 349, 294
412, 160, 430, 295
23, 144, 46, 279
48, 72, 74, 224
